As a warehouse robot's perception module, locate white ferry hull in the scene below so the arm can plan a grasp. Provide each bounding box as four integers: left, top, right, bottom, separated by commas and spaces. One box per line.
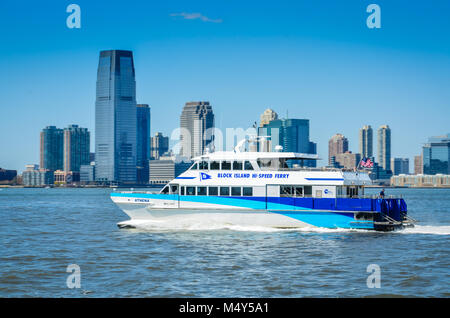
115, 203, 312, 229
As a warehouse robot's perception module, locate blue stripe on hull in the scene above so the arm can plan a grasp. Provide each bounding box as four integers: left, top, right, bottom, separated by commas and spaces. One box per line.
275, 211, 374, 229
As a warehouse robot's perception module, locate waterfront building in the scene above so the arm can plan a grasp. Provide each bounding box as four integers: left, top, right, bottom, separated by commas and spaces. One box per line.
258, 118, 317, 167
136, 104, 151, 184
179, 101, 214, 159
334, 151, 361, 170
259, 108, 278, 127
377, 125, 391, 171
149, 156, 192, 185
391, 174, 450, 188
95, 50, 137, 183
40, 126, 64, 171
22, 165, 54, 186
391, 158, 409, 175
151, 132, 169, 160
414, 155, 423, 175
63, 125, 90, 172
422, 134, 450, 175
359, 125, 373, 159
328, 134, 349, 166
54, 170, 80, 185
80, 164, 95, 183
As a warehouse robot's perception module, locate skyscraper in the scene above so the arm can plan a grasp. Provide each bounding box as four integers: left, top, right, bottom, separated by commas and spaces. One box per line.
95, 50, 137, 183
391, 158, 409, 175
422, 133, 450, 175
40, 126, 64, 171
136, 104, 151, 184
328, 133, 349, 166
378, 125, 391, 171
414, 155, 423, 175
258, 118, 317, 167
180, 101, 214, 158
359, 125, 373, 159
63, 125, 90, 172
151, 132, 169, 160
259, 108, 278, 127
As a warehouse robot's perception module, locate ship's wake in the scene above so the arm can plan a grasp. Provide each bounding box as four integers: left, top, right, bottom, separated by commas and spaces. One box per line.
117, 219, 450, 235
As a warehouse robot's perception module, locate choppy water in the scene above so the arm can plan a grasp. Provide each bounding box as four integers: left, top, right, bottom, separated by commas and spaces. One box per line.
0, 187, 449, 297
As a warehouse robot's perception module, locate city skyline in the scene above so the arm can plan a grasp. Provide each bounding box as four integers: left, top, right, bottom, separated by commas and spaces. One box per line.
1, 1, 450, 172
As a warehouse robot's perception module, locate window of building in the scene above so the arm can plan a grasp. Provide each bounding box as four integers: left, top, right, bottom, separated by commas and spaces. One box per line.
210, 161, 220, 170
243, 187, 253, 196
233, 161, 243, 170
221, 161, 231, 170
197, 186, 207, 196
208, 187, 218, 196
231, 187, 242, 196
220, 187, 230, 196
186, 186, 196, 195
244, 161, 254, 170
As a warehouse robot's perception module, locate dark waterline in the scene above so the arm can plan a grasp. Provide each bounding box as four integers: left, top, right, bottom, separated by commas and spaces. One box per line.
0, 187, 449, 297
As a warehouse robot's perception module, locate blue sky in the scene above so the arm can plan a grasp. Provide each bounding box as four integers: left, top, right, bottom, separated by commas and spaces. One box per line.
0, 0, 449, 172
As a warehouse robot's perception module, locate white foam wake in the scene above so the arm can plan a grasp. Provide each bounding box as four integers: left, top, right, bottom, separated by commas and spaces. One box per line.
396, 225, 450, 235
118, 219, 371, 233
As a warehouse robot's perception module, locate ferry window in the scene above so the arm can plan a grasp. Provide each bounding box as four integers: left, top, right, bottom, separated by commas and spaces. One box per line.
191, 162, 198, 170
244, 161, 254, 171
208, 187, 218, 196
180, 187, 185, 196
220, 187, 230, 196
197, 186, 207, 196
295, 187, 303, 197
171, 185, 179, 194
199, 161, 208, 170
233, 161, 243, 170
221, 161, 231, 170
210, 161, 220, 170
186, 186, 196, 195
280, 186, 293, 197
243, 187, 253, 196
304, 186, 312, 197
161, 186, 169, 194
231, 187, 242, 196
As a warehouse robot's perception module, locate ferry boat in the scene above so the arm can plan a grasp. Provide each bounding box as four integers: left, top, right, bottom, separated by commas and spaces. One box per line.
111, 142, 415, 231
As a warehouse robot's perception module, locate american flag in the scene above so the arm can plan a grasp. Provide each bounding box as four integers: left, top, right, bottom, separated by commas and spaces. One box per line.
360, 157, 374, 168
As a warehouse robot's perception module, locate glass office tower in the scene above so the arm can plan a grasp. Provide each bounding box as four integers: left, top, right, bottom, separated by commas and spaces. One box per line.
423, 134, 450, 175
136, 104, 151, 184
359, 125, 373, 159
40, 126, 64, 171
95, 50, 137, 183
63, 125, 90, 172
258, 118, 317, 167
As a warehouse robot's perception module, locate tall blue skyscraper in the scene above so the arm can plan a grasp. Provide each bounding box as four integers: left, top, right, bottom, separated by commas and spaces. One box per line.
136, 104, 151, 184
258, 118, 317, 167
40, 126, 64, 171
423, 134, 450, 175
63, 125, 90, 172
95, 50, 137, 183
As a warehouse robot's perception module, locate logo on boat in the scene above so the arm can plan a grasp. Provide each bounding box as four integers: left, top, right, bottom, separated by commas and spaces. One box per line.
200, 172, 212, 181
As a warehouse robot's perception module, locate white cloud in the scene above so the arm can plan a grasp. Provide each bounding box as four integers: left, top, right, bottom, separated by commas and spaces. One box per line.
170, 12, 222, 23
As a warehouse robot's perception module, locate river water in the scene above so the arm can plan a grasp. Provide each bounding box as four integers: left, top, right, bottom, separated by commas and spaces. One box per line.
0, 187, 449, 297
